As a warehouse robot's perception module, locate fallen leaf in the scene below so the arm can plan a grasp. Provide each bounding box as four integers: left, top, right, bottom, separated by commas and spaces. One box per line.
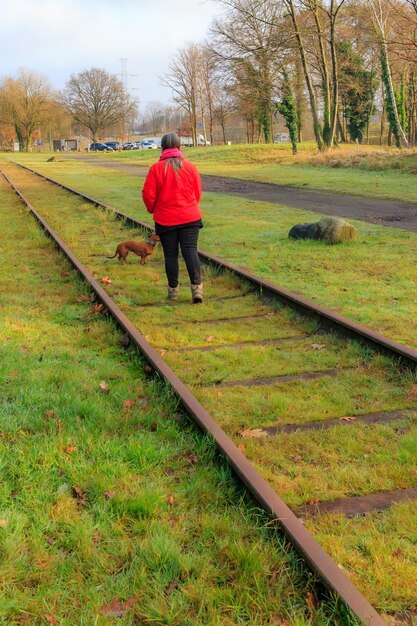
308, 498, 320, 505
187, 453, 198, 464
205, 335, 214, 342
100, 597, 139, 616
10, 370, 20, 377
45, 615, 58, 625
0, 519, 7, 528
45, 410, 56, 419
61, 271, 70, 277
91, 303, 105, 314
293, 455, 302, 463
164, 579, 177, 596
340, 416, 357, 422
166, 494, 175, 506
64, 445, 76, 454
99, 381, 110, 395
123, 399, 136, 411
310, 343, 326, 350
241, 428, 268, 439
92, 529, 100, 544
306, 591, 318, 612
104, 490, 115, 500
101, 276, 112, 285
46, 537, 56, 546
71, 486, 87, 505
237, 443, 245, 452
77, 294, 89, 302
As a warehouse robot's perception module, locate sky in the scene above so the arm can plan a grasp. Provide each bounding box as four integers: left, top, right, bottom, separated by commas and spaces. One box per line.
0, 0, 221, 109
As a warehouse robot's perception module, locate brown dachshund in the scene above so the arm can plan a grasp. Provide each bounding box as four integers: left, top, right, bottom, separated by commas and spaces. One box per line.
107, 233, 160, 264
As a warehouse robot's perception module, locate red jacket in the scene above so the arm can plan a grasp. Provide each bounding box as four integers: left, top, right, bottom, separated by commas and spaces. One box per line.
142, 159, 202, 226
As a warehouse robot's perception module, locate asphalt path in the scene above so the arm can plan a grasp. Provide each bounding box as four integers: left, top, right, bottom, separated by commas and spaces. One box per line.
64, 155, 417, 231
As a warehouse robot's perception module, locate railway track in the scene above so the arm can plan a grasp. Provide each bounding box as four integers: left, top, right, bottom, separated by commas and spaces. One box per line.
3, 161, 417, 624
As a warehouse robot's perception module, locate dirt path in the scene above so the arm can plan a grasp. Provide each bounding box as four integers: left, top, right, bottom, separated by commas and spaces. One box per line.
65, 155, 417, 231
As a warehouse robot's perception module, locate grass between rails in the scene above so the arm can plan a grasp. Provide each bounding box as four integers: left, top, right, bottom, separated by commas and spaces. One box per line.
11, 155, 417, 350
3, 162, 417, 616
0, 180, 359, 625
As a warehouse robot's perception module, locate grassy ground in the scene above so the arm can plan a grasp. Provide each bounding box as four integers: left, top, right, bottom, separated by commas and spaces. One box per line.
10, 154, 417, 350
2, 161, 416, 618
0, 172, 355, 625
70, 143, 417, 203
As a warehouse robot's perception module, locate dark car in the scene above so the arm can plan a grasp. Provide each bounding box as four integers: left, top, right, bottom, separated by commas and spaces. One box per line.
104, 141, 120, 151
89, 142, 114, 152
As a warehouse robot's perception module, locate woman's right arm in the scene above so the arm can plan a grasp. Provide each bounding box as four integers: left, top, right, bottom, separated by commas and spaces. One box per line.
142, 167, 158, 213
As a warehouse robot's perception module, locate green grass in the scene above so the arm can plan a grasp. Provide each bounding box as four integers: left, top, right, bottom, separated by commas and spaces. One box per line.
11, 154, 417, 350
2, 161, 417, 616
0, 172, 358, 625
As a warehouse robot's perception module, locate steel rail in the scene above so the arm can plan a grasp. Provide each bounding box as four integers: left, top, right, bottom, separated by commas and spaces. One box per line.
2, 168, 387, 625
12, 161, 417, 369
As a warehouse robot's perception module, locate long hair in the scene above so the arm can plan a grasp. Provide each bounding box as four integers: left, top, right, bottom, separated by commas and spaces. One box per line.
161, 132, 183, 174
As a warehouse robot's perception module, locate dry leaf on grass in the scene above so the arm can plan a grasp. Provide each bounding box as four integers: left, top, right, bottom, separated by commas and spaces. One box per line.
61, 271, 70, 277
91, 303, 105, 314
0, 519, 7, 528
166, 494, 175, 506
164, 580, 177, 596
44, 410, 57, 419
123, 399, 136, 411
340, 415, 357, 422
71, 486, 87, 506
101, 276, 112, 285
104, 490, 116, 500
240, 428, 268, 439
99, 381, 110, 395
306, 591, 318, 612
45, 615, 58, 625
310, 343, 326, 350
100, 598, 139, 616
205, 335, 214, 342
64, 445, 76, 454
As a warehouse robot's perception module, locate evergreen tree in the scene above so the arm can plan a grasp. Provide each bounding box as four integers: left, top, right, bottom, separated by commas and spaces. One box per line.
338, 42, 377, 144
277, 70, 299, 154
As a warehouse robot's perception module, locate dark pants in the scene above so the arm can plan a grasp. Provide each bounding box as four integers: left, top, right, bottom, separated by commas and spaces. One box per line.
158, 226, 201, 288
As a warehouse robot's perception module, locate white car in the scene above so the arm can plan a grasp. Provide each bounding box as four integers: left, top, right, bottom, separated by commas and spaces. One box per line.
139, 140, 158, 150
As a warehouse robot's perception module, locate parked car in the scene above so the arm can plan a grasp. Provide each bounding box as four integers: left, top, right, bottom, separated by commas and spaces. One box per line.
89, 142, 114, 152
122, 142, 134, 150
139, 140, 158, 150
104, 141, 120, 151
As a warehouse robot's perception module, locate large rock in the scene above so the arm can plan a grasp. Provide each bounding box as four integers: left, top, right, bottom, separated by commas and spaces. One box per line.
289, 217, 357, 244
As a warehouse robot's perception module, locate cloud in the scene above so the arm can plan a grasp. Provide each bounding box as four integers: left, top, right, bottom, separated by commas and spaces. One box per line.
0, 0, 218, 103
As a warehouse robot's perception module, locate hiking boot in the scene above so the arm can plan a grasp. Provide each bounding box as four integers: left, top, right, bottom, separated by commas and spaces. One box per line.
191, 283, 203, 304
167, 285, 179, 301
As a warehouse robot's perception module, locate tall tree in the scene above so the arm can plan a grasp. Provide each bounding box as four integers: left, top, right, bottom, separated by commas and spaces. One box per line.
62, 68, 136, 143
368, 0, 410, 147
0, 69, 53, 151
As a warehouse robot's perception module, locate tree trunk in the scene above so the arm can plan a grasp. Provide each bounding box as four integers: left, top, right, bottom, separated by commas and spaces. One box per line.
380, 39, 409, 147
286, 0, 324, 150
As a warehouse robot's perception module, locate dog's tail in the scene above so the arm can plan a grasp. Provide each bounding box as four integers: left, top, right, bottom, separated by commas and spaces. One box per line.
106, 252, 117, 259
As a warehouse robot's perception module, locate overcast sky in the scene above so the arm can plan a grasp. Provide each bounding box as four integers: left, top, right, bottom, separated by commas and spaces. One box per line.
0, 0, 221, 109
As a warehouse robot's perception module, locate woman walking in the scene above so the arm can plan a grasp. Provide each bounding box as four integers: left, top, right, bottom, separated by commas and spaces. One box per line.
142, 133, 203, 303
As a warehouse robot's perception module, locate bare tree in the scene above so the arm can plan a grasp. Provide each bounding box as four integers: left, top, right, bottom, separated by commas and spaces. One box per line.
0, 69, 53, 151
62, 68, 137, 142
161, 44, 201, 145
